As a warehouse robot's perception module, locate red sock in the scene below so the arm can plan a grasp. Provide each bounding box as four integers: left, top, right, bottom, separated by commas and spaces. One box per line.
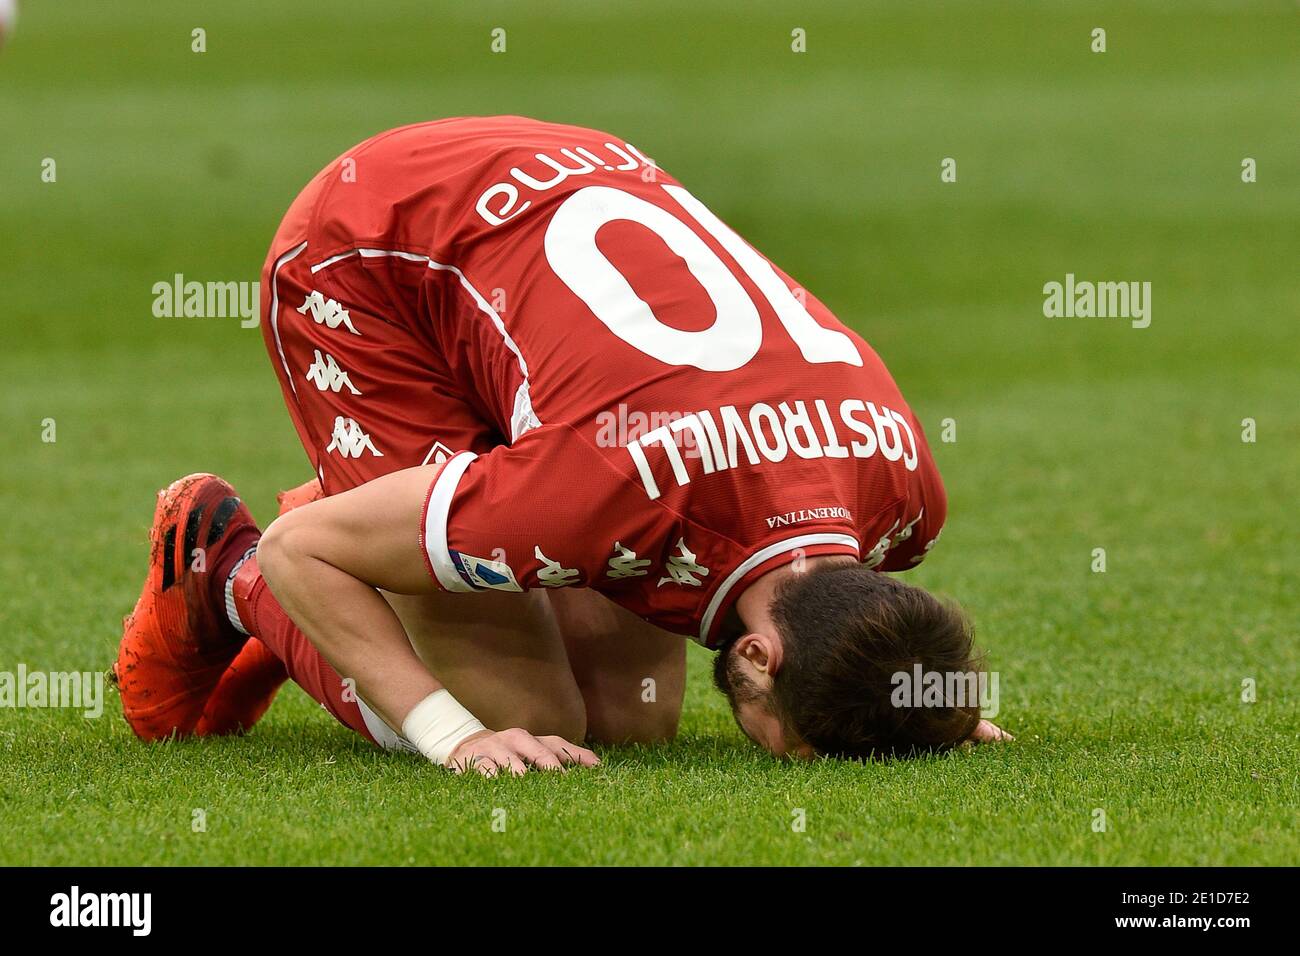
209, 524, 261, 644
231, 555, 380, 745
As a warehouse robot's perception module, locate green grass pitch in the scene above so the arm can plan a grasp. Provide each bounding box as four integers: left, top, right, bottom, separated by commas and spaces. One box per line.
1, 0, 1296, 865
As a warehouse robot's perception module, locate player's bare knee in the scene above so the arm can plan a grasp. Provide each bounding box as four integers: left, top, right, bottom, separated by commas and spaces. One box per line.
256, 511, 307, 589
478, 681, 586, 742
254, 516, 289, 585
524, 693, 586, 743
582, 688, 680, 745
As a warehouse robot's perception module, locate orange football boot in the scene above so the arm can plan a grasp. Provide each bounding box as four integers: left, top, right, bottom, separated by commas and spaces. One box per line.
113, 474, 259, 741
192, 478, 323, 736
193, 637, 287, 736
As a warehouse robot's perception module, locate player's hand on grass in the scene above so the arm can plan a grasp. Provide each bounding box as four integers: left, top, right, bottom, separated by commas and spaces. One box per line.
967, 719, 1013, 744
447, 728, 600, 777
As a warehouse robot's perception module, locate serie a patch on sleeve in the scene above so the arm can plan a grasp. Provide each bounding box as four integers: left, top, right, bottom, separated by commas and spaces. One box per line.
449, 549, 523, 592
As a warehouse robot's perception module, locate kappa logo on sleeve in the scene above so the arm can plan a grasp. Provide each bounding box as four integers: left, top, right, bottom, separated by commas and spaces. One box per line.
305, 350, 361, 394
325, 416, 382, 459
910, 527, 942, 565
297, 290, 360, 335
450, 551, 523, 592
658, 537, 709, 587
605, 542, 651, 580
863, 509, 924, 568
534, 546, 579, 587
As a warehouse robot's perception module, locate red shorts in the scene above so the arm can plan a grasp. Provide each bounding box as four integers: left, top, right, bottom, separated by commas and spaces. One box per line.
258, 178, 504, 496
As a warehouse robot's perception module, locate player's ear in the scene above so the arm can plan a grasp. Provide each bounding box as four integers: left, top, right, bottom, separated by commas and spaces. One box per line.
735, 631, 785, 678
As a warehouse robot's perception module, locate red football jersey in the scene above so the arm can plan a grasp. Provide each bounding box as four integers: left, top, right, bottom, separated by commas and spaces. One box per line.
293, 117, 946, 646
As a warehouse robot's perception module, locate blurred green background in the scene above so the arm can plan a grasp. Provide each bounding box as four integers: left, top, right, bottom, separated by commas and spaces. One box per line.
0, 1, 1296, 865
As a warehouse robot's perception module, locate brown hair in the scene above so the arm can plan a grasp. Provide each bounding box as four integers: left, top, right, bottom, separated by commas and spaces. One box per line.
765, 563, 982, 760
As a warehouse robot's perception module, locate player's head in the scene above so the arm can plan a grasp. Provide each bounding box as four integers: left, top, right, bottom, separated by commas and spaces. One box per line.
712, 562, 983, 760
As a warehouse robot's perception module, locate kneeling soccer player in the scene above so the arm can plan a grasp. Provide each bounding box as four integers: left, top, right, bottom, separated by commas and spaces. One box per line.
113, 116, 1008, 774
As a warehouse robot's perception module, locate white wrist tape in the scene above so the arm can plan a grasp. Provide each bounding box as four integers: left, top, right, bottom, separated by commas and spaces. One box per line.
401, 689, 486, 767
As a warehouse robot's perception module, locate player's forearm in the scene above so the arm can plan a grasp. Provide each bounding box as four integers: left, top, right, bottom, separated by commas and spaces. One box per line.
256, 465, 456, 732
252, 467, 600, 775
256, 522, 441, 734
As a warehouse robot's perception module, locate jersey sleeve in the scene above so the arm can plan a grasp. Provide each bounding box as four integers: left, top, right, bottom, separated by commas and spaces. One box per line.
871, 413, 948, 572
419, 425, 678, 595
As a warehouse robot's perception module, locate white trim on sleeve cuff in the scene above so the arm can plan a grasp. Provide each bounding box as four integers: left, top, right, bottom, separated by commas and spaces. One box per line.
423, 451, 479, 592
